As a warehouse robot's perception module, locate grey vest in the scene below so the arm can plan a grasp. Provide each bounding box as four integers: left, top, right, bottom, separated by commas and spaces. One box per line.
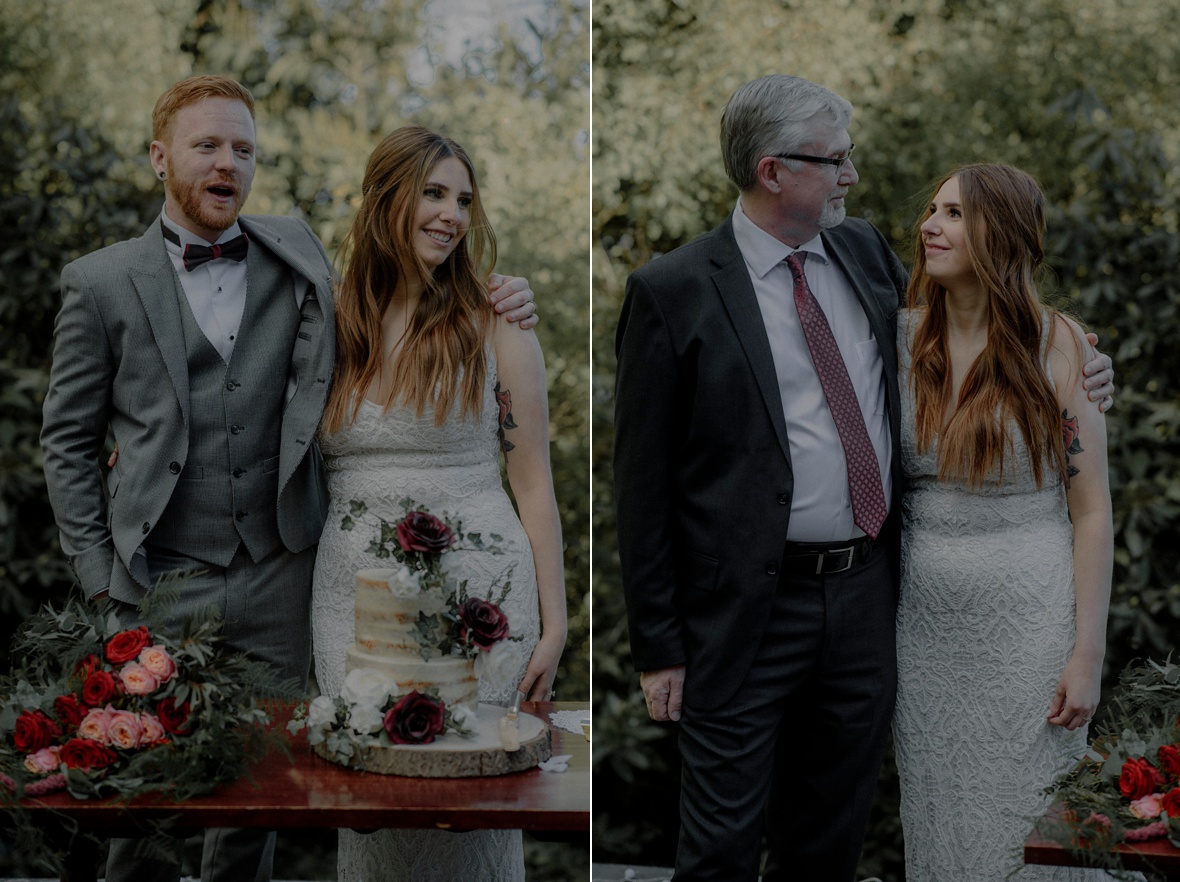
149, 243, 299, 565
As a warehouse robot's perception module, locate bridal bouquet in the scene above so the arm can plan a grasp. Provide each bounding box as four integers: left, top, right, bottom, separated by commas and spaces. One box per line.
1038, 656, 1180, 871
0, 593, 287, 804
290, 499, 522, 761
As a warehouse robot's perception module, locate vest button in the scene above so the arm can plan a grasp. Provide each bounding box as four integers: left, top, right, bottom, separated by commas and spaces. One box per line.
169, 462, 181, 474
142, 522, 150, 534
230, 425, 242, 434
235, 510, 248, 521
766, 562, 779, 576
777, 493, 789, 505
232, 468, 245, 478
226, 381, 239, 391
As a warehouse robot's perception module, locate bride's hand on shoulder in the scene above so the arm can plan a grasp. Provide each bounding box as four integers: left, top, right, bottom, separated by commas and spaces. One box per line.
1047, 654, 1102, 731
518, 631, 565, 701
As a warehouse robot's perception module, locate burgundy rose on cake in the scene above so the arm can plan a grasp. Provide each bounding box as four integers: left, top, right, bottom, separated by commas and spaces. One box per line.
291, 667, 473, 762
0, 595, 288, 804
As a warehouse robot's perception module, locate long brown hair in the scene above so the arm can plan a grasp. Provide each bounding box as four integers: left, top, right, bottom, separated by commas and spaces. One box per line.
323, 126, 497, 433
906, 163, 1068, 488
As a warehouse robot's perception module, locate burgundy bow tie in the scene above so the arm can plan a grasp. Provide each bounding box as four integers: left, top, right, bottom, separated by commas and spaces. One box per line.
160, 222, 249, 272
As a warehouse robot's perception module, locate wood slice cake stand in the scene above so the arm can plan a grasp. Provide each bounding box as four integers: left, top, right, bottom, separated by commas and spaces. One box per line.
313, 703, 552, 778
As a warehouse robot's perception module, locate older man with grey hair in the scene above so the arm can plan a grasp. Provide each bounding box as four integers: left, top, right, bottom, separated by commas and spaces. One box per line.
615, 73, 904, 880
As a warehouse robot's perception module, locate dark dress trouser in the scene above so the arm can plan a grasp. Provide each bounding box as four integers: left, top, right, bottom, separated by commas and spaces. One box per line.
673, 544, 897, 882
105, 542, 315, 882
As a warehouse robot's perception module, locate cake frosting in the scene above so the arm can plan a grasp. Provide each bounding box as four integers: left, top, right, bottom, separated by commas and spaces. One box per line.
345, 568, 477, 721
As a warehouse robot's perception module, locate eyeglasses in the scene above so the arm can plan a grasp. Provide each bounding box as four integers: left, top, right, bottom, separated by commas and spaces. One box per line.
773, 144, 855, 175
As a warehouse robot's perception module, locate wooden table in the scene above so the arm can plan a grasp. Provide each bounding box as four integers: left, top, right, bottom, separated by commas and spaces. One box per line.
1025, 818, 1180, 879
10, 701, 588, 880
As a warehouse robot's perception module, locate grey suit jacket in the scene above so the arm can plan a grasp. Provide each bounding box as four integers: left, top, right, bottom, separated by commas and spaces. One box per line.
40, 214, 337, 599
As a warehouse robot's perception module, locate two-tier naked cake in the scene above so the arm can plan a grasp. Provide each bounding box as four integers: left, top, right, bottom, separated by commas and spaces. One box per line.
311, 567, 551, 777
348, 567, 479, 719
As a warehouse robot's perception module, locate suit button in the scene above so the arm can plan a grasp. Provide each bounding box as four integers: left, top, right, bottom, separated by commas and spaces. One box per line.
169, 462, 181, 474
235, 510, 248, 521
232, 468, 245, 478
226, 381, 239, 391
142, 522, 150, 534
777, 493, 789, 505
766, 562, 779, 575
230, 425, 242, 434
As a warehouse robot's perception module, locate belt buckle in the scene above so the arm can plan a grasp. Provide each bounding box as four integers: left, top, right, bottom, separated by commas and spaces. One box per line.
818, 545, 856, 575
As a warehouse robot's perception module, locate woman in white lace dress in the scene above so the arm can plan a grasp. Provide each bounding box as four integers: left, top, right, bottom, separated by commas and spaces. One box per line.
893, 164, 1112, 880
311, 126, 567, 881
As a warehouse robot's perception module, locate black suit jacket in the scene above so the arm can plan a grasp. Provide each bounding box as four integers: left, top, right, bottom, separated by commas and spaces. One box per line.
613, 214, 908, 710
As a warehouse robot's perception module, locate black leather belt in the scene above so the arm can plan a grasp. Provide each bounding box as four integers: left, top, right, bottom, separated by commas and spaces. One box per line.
781, 536, 874, 576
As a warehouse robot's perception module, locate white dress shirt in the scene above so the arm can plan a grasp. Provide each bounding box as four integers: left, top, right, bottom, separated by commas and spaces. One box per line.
731, 200, 891, 542
160, 210, 249, 364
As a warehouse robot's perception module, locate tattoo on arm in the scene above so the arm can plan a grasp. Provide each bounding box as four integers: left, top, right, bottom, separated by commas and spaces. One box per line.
1062, 409, 1083, 484
495, 382, 518, 457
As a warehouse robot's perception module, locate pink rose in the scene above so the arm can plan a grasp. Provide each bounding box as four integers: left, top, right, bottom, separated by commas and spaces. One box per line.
1130, 792, 1164, 819
139, 714, 167, 745
119, 662, 160, 696
23, 745, 62, 775
78, 706, 115, 745
107, 709, 144, 749
138, 645, 177, 682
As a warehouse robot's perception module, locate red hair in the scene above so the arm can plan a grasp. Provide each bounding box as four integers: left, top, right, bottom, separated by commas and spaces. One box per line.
906, 163, 1070, 488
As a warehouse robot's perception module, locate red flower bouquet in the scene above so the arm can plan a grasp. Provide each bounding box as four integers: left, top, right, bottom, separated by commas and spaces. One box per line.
0, 595, 288, 803
1039, 657, 1180, 869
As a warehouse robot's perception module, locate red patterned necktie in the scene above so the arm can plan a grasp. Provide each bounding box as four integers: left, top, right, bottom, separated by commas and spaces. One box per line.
786, 251, 887, 539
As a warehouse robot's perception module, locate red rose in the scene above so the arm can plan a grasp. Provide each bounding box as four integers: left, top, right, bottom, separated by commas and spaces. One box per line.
1163, 788, 1180, 820
82, 670, 119, 707
1160, 744, 1180, 780
156, 697, 193, 735
395, 511, 456, 554
13, 710, 61, 753
458, 597, 510, 650
53, 694, 86, 729
73, 654, 102, 681
384, 691, 445, 745
105, 626, 152, 664
1120, 757, 1166, 801
58, 738, 118, 771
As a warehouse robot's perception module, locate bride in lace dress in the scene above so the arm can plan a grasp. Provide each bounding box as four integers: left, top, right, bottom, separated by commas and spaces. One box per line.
311, 126, 567, 881
893, 164, 1113, 880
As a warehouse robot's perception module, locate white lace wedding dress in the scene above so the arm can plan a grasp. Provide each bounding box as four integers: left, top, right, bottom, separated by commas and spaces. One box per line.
893, 309, 1104, 880
311, 352, 538, 882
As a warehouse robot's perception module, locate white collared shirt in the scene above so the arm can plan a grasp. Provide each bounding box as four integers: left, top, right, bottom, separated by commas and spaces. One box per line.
160, 209, 248, 364
731, 200, 892, 542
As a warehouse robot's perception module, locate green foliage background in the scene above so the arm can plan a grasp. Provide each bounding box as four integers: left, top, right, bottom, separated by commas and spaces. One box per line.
0, 0, 588, 877
592, 1, 1180, 878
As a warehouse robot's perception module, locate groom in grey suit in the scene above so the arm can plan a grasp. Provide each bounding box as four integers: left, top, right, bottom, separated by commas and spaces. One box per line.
40, 75, 536, 882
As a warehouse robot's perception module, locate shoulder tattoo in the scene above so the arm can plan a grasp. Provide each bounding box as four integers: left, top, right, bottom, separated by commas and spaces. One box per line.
1062, 409, 1083, 484
495, 381, 518, 457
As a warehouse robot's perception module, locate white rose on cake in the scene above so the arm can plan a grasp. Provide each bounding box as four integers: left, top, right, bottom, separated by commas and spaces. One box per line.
348, 703, 386, 735
307, 695, 338, 729
385, 565, 421, 598
475, 638, 526, 685
341, 667, 394, 708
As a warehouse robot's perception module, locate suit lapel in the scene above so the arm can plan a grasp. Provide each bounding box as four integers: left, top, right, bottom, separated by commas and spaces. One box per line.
710, 220, 793, 465
823, 228, 903, 469
128, 224, 191, 427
